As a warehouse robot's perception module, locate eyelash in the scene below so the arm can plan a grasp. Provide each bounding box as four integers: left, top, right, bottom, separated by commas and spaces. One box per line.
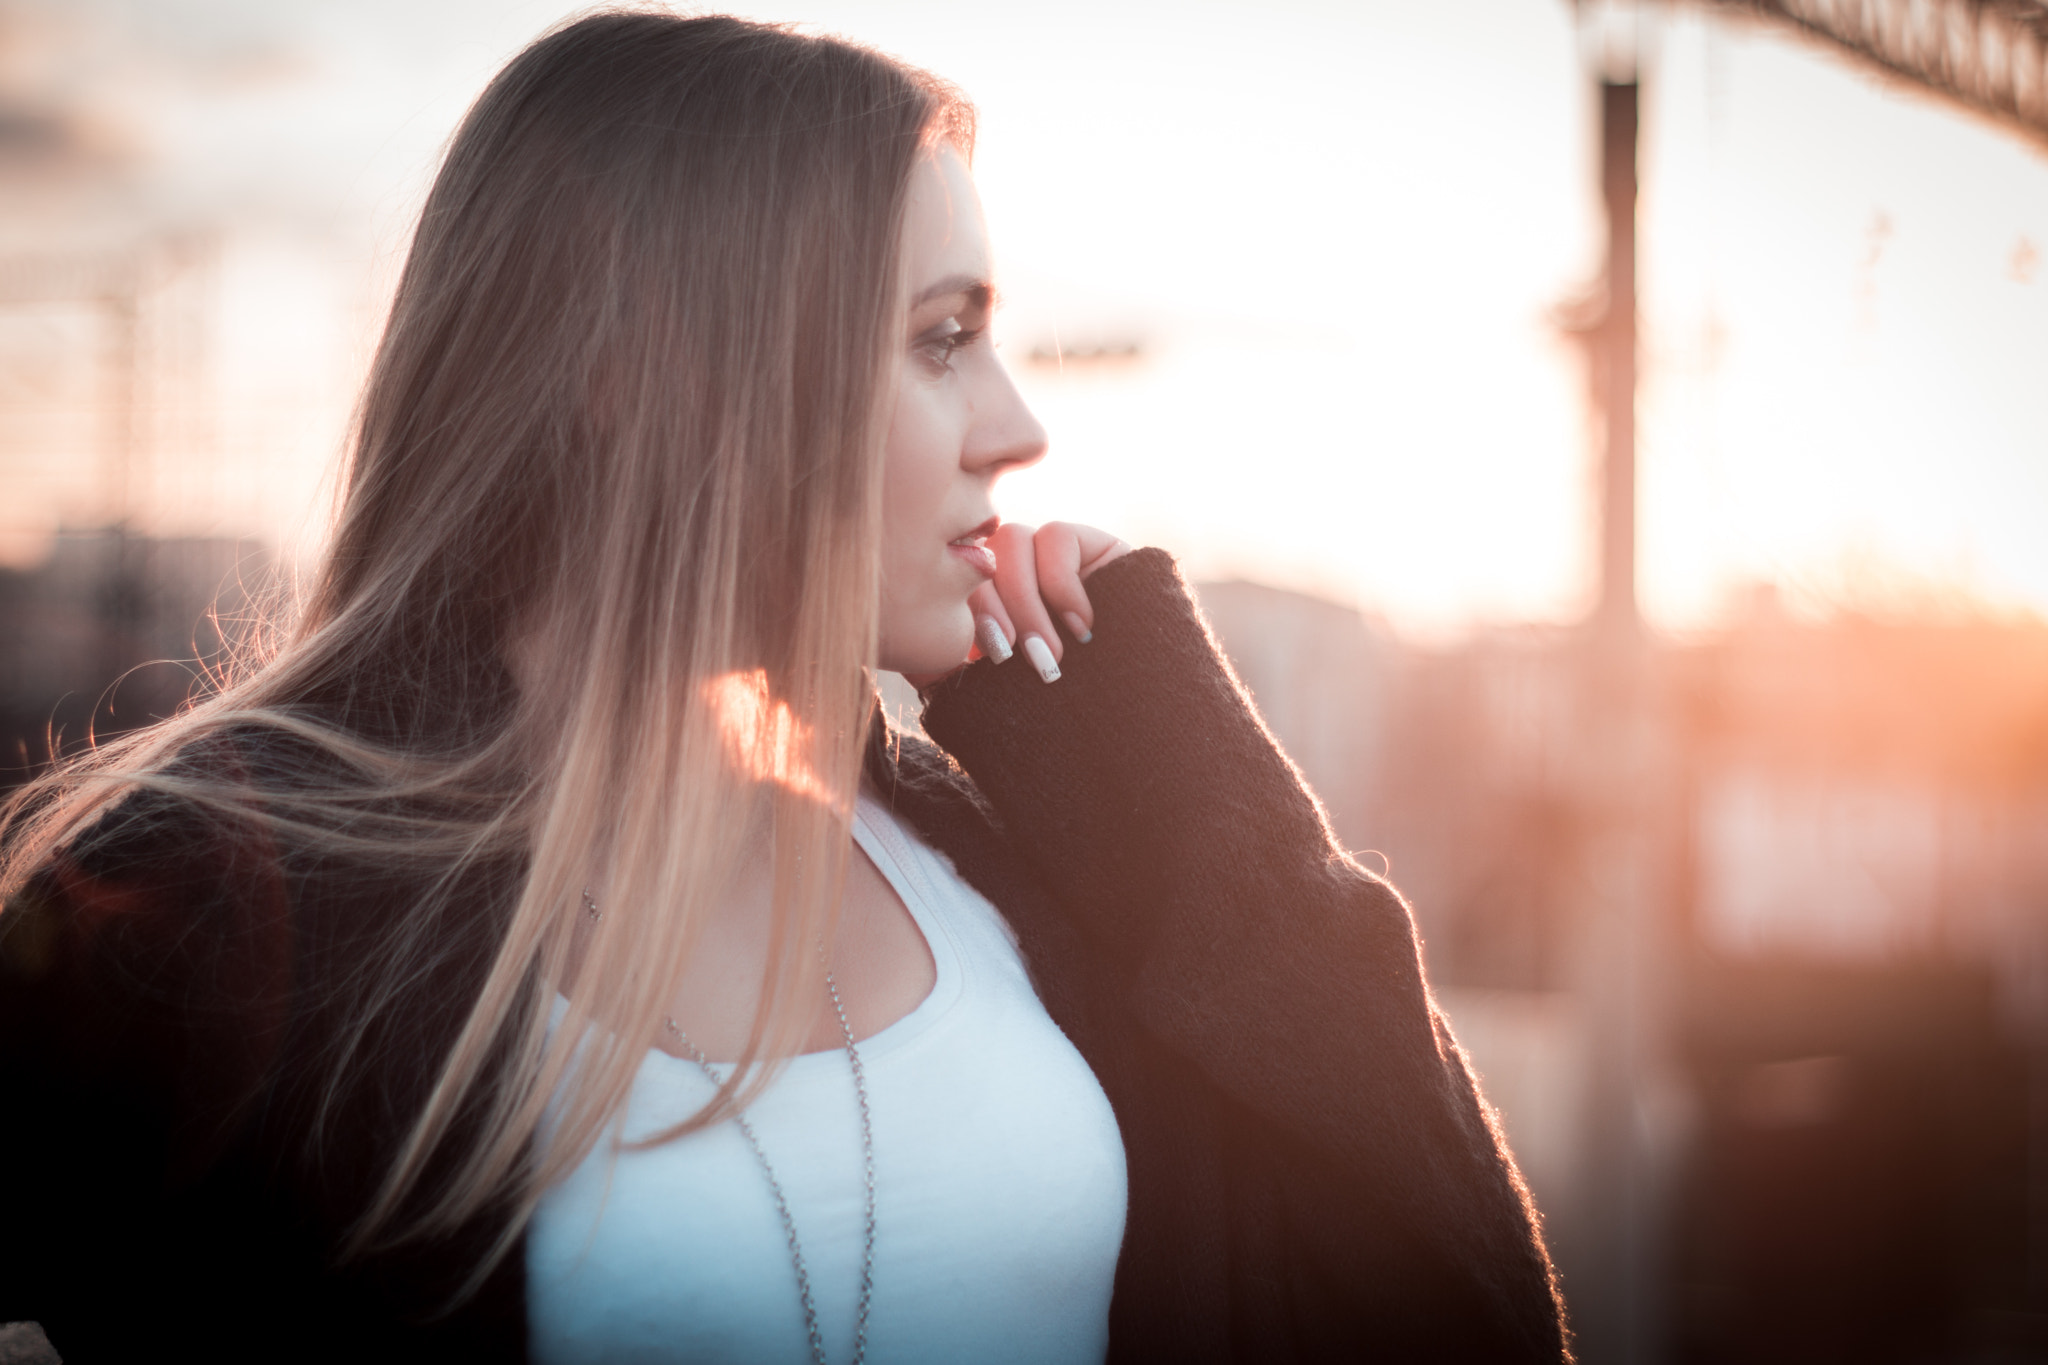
915, 324, 984, 375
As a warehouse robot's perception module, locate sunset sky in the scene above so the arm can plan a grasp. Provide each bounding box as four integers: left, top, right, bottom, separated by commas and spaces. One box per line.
4, 0, 2045, 636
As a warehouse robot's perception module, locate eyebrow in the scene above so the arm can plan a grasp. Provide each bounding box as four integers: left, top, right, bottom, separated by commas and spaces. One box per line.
911, 274, 996, 311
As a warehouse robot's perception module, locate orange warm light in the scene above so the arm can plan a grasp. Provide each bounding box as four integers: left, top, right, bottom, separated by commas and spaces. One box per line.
701, 669, 839, 806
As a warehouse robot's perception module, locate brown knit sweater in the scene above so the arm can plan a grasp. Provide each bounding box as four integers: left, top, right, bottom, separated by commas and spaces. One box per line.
1, 547, 1566, 1362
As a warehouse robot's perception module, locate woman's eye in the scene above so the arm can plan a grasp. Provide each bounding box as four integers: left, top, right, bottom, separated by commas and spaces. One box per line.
913, 320, 981, 375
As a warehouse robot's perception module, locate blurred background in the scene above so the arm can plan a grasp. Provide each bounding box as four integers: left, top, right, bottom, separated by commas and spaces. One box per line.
2, 0, 2046, 1358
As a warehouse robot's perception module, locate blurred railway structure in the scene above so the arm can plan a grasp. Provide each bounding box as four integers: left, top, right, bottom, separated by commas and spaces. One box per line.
1693, 0, 2048, 152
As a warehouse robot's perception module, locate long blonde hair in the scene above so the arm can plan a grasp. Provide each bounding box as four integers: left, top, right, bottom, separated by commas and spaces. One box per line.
0, 10, 972, 1282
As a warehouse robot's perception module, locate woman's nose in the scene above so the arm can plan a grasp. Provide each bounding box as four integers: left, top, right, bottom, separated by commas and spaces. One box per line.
961, 358, 1048, 477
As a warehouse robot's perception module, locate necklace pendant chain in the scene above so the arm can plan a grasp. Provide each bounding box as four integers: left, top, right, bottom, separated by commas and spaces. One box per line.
665, 977, 876, 1365
584, 887, 875, 1365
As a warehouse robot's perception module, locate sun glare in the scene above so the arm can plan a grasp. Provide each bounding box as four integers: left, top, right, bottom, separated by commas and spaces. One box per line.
701, 669, 841, 807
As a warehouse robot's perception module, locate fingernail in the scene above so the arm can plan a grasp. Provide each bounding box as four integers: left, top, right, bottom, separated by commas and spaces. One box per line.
1061, 611, 1092, 644
1021, 633, 1060, 683
976, 614, 1013, 664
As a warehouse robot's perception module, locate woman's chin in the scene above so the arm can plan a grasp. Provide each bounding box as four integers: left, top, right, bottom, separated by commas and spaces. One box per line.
882, 649, 973, 684
877, 609, 976, 681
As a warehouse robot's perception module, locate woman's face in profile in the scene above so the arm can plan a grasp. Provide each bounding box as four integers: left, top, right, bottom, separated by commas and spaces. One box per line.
876, 143, 1047, 678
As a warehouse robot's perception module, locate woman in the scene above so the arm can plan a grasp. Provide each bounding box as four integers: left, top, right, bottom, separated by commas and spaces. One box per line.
0, 12, 1567, 1363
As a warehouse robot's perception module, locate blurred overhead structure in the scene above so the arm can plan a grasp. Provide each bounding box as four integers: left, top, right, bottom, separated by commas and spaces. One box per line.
1693, 0, 2048, 152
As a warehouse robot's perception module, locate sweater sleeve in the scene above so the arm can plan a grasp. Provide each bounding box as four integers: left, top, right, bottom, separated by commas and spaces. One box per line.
917, 547, 1569, 1361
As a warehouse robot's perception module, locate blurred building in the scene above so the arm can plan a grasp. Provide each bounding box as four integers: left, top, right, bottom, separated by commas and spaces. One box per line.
0, 1, 227, 568
0, 528, 262, 779
1197, 579, 2048, 1363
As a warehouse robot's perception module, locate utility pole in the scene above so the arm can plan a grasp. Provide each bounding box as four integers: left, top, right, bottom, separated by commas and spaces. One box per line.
1569, 62, 1673, 1365
1598, 79, 1639, 634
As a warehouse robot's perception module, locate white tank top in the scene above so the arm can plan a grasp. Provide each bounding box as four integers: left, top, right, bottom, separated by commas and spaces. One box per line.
526, 793, 1128, 1364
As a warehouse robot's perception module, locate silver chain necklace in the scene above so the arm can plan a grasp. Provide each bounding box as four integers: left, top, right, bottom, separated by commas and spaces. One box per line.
582, 890, 876, 1365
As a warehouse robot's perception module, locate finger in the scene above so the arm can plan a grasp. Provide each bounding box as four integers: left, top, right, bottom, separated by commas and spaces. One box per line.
967, 579, 1014, 665
990, 521, 1065, 679
1040, 523, 1134, 641
1032, 524, 1094, 644
1075, 527, 1134, 580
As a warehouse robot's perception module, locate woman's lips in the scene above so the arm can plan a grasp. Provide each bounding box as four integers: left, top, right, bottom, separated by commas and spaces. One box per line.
948, 518, 1000, 579
948, 537, 998, 579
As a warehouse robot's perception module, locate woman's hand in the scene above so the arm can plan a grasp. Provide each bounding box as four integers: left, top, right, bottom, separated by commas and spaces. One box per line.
966, 522, 1131, 683
902, 522, 1130, 689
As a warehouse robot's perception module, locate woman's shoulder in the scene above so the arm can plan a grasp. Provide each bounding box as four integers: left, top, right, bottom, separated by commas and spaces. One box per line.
0, 713, 428, 1081
866, 717, 1009, 871
1, 710, 519, 1172
2, 727, 298, 1038
866, 714, 987, 816
11, 718, 321, 910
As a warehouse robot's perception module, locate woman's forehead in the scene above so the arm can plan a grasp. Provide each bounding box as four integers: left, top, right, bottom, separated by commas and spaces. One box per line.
903, 144, 991, 297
